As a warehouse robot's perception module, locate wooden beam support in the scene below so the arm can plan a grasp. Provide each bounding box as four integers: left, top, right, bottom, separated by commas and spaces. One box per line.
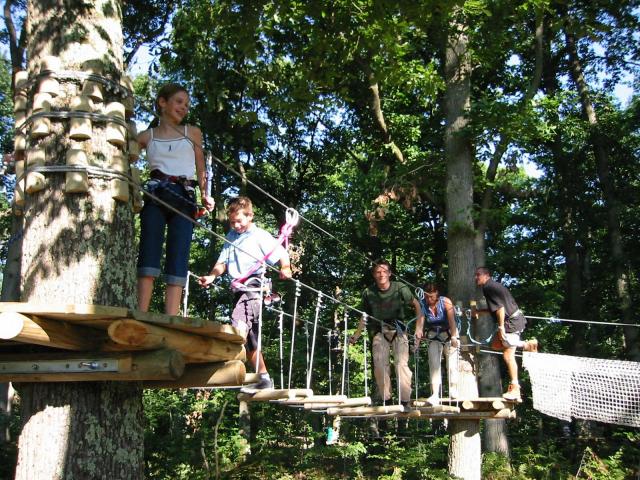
0, 311, 105, 350
144, 360, 246, 388
107, 319, 245, 363
0, 349, 184, 382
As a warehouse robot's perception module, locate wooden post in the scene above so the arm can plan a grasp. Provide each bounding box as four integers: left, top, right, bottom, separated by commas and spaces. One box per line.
238, 400, 251, 458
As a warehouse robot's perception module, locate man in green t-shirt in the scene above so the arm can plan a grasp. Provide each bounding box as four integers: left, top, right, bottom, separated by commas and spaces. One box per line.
350, 259, 424, 406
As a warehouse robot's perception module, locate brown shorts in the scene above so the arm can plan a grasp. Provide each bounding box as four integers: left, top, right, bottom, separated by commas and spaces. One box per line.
231, 291, 262, 351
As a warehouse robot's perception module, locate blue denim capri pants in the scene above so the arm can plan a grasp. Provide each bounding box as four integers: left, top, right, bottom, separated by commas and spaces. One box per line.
136, 182, 194, 286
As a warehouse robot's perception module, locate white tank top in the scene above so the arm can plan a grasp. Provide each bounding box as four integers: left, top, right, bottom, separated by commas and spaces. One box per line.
146, 125, 196, 178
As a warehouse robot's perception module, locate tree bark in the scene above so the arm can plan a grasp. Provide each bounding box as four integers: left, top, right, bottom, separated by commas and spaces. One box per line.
14, 1, 143, 478
563, 20, 638, 361
443, 5, 481, 479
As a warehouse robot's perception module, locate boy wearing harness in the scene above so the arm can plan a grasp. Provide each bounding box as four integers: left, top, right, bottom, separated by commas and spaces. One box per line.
474, 267, 538, 401
350, 259, 424, 408
415, 283, 459, 406
198, 197, 292, 391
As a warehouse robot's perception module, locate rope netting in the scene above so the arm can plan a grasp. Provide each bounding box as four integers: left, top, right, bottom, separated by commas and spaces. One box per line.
523, 352, 640, 428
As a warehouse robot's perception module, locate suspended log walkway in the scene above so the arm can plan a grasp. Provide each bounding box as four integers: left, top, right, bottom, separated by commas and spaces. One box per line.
234, 388, 518, 420
0, 302, 247, 387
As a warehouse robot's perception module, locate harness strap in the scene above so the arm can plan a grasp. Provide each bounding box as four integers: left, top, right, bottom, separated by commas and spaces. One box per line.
231, 208, 299, 290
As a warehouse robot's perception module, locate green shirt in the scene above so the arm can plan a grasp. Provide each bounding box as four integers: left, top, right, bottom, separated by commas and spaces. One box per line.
362, 281, 415, 333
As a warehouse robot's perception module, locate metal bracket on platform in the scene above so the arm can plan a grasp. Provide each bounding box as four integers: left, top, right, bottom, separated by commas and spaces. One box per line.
0, 357, 120, 374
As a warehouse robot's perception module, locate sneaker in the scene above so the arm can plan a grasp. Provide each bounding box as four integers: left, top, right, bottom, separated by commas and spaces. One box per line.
502, 383, 521, 402
426, 394, 439, 406
523, 338, 539, 352
240, 375, 273, 394
253, 375, 274, 390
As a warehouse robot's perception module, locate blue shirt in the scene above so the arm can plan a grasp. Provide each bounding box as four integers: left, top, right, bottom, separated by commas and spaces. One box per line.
217, 224, 286, 280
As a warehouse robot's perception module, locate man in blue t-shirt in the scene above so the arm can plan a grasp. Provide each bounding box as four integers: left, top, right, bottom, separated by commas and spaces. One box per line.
474, 267, 538, 401
199, 196, 292, 390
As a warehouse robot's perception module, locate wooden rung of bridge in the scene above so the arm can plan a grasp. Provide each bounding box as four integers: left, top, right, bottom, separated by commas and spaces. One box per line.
237, 388, 314, 402
326, 404, 406, 417
275, 394, 348, 406
0, 302, 248, 387
303, 396, 372, 410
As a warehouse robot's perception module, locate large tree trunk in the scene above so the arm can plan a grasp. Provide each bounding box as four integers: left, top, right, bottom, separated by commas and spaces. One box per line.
473, 9, 544, 455
563, 21, 638, 361
14, 1, 143, 478
443, 5, 481, 479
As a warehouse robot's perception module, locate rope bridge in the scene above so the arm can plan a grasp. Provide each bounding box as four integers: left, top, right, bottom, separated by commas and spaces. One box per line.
523, 352, 640, 428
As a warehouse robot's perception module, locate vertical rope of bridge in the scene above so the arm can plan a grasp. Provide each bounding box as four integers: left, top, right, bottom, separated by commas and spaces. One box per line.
287, 280, 301, 389
363, 314, 369, 398
396, 337, 402, 406
341, 309, 348, 396
327, 330, 333, 396
278, 309, 284, 390
414, 342, 420, 402
254, 273, 267, 374
306, 291, 323, 390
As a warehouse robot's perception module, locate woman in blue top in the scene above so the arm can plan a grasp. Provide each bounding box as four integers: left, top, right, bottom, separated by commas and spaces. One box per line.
136, 83, 215, 315
418, 283, 460, 405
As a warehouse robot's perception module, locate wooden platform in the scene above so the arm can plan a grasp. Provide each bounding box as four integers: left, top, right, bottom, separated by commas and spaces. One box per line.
0, 302, 247, 387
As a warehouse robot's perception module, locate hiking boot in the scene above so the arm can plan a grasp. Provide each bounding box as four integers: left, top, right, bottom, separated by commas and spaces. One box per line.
502, 383, 521, 402
524, 338, 539, 352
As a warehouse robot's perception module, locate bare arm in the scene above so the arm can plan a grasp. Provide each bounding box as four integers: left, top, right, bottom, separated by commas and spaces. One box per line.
443, 297, 460, 347
136, 129, 151, 152
198, 262, 226, 287
278, 251, 292, 279
495, 306, 506, 338
413, 297, 425, 341
349, 316, 366, 344
189, 126, 214, 211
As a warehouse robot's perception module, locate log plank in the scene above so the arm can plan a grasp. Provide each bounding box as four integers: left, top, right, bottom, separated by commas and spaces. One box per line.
0, 311, 105, 350
144, 360, 246, 388
107, 319, 245, 363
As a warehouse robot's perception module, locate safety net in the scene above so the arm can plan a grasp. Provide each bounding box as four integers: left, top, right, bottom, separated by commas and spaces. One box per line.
523, 352, 640, 428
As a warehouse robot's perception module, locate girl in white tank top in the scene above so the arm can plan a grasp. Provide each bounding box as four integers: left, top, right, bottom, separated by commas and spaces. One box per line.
135, 84, 215, 316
